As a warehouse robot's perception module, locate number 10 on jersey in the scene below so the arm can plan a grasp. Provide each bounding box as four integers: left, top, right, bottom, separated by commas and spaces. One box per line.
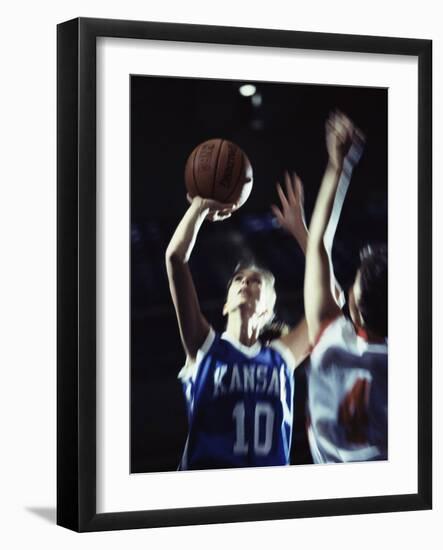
232, 401, 275, 456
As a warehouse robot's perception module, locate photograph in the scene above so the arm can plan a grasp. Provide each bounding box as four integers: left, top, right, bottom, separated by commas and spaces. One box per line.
0, 0, 437, 543
130, 75, 388, 474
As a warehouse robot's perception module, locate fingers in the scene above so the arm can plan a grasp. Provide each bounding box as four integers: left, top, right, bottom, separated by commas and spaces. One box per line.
270, 204, 284, 226
205, 198, 237, 222
197, 197, 238, 222
284, 171, 297, 204
276, 182, 289, 210
278, 171, 303, 208
187, 195, 237, 214
207, 199, 237, 211
289, 171, 304, 204
327, 110, 348, 137
327, 111, 348, 143
209, 206, 235, 216
217, 204, 237, 217
326, 110, 366, 170
294, 173, 304, 205
328, 109, 364, 146
207, 212, 232, 222
336, 109, 353, 135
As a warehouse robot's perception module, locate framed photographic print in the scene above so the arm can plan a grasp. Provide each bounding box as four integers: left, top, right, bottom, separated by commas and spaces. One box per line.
57, 17, 432, 532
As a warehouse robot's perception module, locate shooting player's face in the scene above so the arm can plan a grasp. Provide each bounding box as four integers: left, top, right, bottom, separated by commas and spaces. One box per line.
223, 269, 270, 320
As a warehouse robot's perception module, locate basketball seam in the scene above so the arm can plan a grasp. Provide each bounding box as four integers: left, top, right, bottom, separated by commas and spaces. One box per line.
192, 148, 202, 197
212, 139, 224, 198
224, 151, 245, 203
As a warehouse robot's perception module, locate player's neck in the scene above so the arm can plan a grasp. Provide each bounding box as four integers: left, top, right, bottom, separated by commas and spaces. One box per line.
225, 310, 260, 347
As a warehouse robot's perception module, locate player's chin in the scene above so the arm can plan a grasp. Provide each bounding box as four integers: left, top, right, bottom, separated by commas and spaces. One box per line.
227, 297, 249, 312
234, 298, 248, 310
224, 299, 242, 314
239, 300, 257, 314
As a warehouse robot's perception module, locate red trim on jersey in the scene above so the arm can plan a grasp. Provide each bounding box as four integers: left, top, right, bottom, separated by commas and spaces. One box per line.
356, 326, 386, 344
308, 314, 342, 353
356, 326, 370, 340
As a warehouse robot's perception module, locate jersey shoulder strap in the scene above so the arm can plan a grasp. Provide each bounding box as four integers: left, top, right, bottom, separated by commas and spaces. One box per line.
177, 327, 216, 382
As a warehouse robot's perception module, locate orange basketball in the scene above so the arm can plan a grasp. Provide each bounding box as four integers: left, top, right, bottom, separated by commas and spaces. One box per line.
184, 138, 253, 208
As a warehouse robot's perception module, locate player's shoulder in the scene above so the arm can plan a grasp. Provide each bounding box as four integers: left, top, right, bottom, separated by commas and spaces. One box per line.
178, 327, 217, 381
267, 339, 297, 373
311, 314, 387, 368
310, 315, 355, 358
318, 314, 353, 342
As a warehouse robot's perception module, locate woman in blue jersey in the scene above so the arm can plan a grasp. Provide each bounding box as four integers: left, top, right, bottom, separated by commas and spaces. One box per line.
165, 176, 309, 470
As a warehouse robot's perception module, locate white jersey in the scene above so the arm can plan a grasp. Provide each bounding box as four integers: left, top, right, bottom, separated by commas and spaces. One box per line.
307, 315, 387, 463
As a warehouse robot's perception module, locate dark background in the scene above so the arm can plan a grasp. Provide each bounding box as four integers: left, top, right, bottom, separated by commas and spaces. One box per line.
130, 75, 387, 473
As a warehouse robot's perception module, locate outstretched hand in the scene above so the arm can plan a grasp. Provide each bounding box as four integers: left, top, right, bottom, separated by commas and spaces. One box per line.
271, 171, 308, 252
187, 194, 237, 222
326, 110, 365, 171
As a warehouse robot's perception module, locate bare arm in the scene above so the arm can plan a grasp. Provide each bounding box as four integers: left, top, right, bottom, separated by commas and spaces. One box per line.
271, 171, 309, 254
278, 317, 310, 367
271, 171, 343, 306
166, 196, 236, 358
304, 111, 365, 345
269, 172, 309, 365
270, 171, 342, 364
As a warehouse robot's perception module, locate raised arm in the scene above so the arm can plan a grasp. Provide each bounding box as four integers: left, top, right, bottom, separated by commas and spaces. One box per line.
304, 111, 365, 345
270, 170, 345, 364
270, 171, 309, 365
165, 196, 236, 358
271, 171, 309, 254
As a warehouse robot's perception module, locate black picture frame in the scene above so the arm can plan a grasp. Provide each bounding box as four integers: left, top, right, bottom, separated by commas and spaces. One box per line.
57, 17, 432, 532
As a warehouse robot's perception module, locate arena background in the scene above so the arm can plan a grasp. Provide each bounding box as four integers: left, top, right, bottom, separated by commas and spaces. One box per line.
130, 75, 387, 473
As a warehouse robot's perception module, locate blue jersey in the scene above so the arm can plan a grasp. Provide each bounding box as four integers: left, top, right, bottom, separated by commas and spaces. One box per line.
178, 329, 296, 470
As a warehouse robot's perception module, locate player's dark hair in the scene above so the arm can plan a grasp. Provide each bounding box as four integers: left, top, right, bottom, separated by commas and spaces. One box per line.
357, 244, 388, 338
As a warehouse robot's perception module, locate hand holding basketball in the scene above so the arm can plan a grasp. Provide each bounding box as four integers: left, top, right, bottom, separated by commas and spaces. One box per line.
187, 194, 237, 222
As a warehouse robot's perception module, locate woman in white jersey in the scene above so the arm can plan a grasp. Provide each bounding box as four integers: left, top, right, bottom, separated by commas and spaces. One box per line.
304, 110, 388, 463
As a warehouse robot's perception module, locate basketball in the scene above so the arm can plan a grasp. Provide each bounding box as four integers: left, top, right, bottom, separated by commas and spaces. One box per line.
184, 139, 253, 208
